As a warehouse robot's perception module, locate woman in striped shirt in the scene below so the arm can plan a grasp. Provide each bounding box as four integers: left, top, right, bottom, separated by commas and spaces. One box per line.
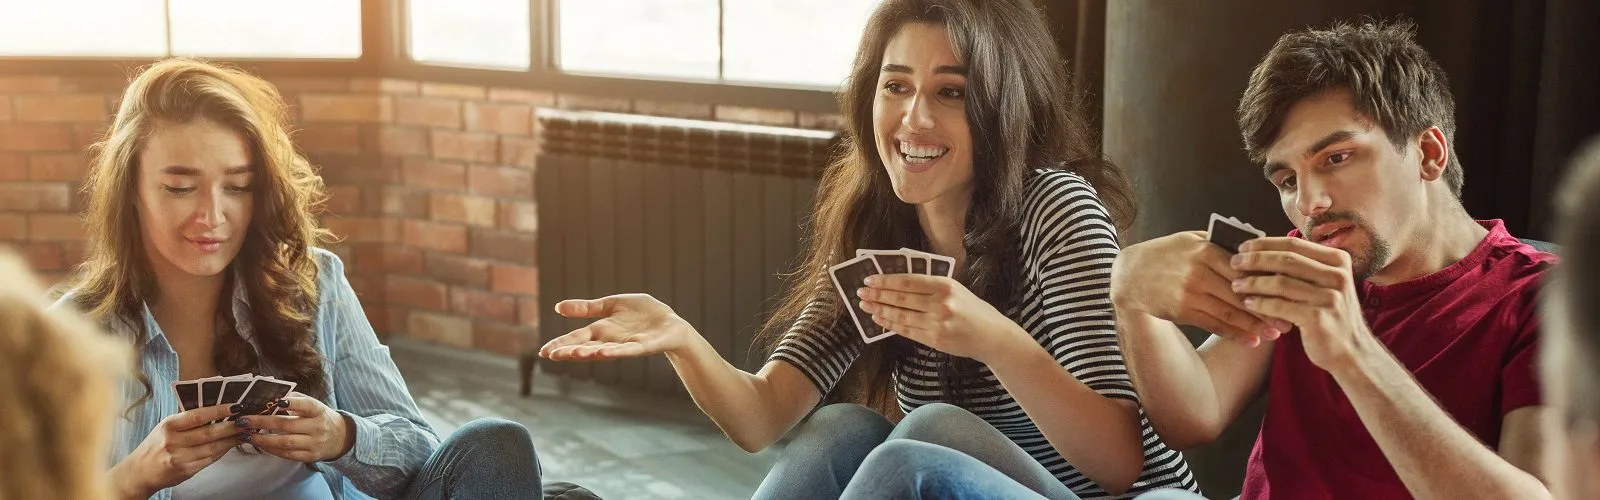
541, 0, 1199, 498
55, 58, 541, 500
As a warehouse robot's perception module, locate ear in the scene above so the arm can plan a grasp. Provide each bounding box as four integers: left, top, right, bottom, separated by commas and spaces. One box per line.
1417, 126, 1450, 183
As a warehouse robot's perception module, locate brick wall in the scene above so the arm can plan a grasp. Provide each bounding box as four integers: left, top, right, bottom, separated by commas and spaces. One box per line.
0, 73, 842, 357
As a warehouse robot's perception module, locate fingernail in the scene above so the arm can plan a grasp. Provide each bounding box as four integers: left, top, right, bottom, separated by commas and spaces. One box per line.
1263, 326, 1282, 338
1243, 297, 1257, 309
857, 287, 869, 298
239, 432, 251, 442
235, 417, 249, 427
859, 301, 873, 312
1231, 279, 1244, 291
276, 399, 289, 408
1231, 254, 1245, 267
229, 404, 243, 414
863, 276, 877, 286
1239, 241, 1253, 252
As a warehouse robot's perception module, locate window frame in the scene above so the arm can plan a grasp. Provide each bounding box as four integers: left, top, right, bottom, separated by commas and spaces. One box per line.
0, 0, 838, 114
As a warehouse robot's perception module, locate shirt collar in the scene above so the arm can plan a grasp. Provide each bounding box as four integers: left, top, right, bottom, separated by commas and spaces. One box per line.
132, 268, 258, 350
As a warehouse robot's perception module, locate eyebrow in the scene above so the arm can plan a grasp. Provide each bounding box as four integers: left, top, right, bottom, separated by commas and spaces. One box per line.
881, 63, 968, 76
1262, 130, 1359, 181
160, 165, 253, 176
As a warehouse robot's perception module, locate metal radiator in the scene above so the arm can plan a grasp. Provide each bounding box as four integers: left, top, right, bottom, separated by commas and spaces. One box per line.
531, 108, 838, 395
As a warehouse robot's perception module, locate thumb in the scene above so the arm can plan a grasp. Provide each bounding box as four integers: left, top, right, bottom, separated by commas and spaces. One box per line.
555, 297, 614, 318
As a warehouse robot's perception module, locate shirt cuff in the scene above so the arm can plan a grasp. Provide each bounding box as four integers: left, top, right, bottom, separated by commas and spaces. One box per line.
324, 410, 382, 471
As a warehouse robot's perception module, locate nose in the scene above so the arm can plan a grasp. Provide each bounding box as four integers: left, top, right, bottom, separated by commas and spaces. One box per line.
194, 189, 223, 229
902, 92, 935, 132
1295, 174, 1331, 219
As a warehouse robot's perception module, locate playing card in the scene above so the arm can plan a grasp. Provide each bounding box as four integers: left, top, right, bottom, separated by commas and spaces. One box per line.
909, 256, 928, 274
829, 255, 891, 343
900, 248, 954, 277
863, 250, 911, 275
236, 378, 296, 417
1207, 213, 1266, 253
172, 381, 201, 412
199, 377, 225, 406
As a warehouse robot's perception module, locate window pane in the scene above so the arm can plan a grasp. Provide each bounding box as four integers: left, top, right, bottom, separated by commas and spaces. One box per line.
723, 0, 878, 88
0, 0, 166, 56
408, 0, 530, 69
168, 0, 361, 58
556, 0, 719, 81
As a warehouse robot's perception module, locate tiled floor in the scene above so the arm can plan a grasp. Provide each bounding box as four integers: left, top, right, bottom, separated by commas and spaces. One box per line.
388, 337, 784, 500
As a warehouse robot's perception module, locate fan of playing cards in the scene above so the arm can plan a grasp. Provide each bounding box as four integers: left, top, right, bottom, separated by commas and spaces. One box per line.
829, 248, 955, 344
1208, 213, 1266, 253
172, 374, 296, 420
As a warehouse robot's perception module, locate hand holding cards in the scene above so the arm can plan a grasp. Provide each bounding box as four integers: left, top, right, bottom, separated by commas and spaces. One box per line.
828, 248, 955, 343
172, 374, 296, 419
1207, 213, 1266, 253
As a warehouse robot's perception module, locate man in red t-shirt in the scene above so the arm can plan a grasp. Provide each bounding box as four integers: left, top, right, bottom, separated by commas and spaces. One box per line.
1112, 21, 1557, 499
1543, 139, 1600, 500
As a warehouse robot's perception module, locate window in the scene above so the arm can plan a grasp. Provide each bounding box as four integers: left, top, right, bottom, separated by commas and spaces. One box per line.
0, 0, 360, 58
555, 0, 878, 89
407, 0, 532, 69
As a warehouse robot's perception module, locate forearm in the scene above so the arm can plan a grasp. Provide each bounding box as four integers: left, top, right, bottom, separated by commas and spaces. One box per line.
1116, 309, 1225, 448
989, 327, 1144, 494
665, 333, 812, 452
1332, 340, 1549, 500
108, 461, 151, 500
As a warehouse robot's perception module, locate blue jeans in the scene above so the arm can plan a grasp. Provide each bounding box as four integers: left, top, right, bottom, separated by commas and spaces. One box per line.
401, 418, 543, 499
753, 403, 1082, 500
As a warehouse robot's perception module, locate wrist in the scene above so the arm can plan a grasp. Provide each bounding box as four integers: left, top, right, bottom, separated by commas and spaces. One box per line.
980, 323, 1040, 366
327, 412, 357, 461
1325, 332, 1388, 381
663, 319, 710, 363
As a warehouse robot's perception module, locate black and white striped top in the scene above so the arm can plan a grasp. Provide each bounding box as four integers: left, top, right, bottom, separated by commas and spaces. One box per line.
772, 170, 1200, 498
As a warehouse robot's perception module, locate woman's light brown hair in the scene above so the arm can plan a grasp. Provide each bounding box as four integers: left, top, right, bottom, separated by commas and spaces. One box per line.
70, 58, 333, 408
0, 249, 129, 500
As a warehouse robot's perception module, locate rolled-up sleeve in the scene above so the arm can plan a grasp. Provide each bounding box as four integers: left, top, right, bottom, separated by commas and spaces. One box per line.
312, 251, 441, 498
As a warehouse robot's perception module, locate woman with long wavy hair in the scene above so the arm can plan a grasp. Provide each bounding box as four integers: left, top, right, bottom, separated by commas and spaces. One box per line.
540, 0, 1198, 498
56, 58, 541, 500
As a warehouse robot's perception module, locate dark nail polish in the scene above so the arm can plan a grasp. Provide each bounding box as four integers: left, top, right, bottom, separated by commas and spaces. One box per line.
229, 404, 243, 414
239, 432, 251, 442
234, 417, 249, 427
276, 398, 289, 408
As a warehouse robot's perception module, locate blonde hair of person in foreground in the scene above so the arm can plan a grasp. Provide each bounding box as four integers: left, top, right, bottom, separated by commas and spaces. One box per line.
0, 249, 130, 500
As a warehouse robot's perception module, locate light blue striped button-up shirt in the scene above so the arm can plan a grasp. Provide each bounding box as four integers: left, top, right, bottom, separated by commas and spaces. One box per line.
54, 247, 439, 500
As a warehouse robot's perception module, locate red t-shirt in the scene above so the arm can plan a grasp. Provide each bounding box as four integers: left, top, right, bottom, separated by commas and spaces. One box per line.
1241, 219, 1556, 499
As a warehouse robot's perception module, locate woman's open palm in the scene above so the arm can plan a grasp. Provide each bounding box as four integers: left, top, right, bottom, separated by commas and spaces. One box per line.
538, 294, 695, 361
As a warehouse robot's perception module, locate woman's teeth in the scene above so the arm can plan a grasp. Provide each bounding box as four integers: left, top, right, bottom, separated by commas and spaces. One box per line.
899, 141, 948, 164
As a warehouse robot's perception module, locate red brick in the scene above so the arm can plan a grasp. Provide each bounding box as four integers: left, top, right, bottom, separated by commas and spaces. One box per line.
325, 185, 363, 214
28, 213, 83, 241
299, 94, 392, 123
57, 77, 127, 93
379, 127, 429, 157
23, 242, 64, 271
0, 97, 10, 121
386, 276, 448, 310
346, 274, 381, 302
424, 252, 491, 287
384, 306, 410, 337
470, 228, 536, 264
471, 320, 529, 357
13, 94, 109, 122
59, 239, 86, 268
27, 153, 88, 181
395, 98, 463, 129
402, 220, 467, 253
400, 158, 466, 191
634, 100, 713, 119
362, 303, 389, 333
324, 215, 395, 243
715, 105, 797, 127
69, 123, 107, 150
467, 166, 533, 199
556, 94, 632, 113
295, 123, 363, 153
0, 123, 72, 151
490, 263, 539, 295
0, 212, 26, 240
499, 137, 539, 168
268, 78, 349, 92
799, 111, 848, 131
430, 193, 496, 227
516, 296, 541, 327
0, 183, 71, 211
406, 311, 473, 348
431, 131, 498, 163
448, 287, 517, 322
497, 200, 537, 232
488, 88, 555, 106
355, 244, 424, 275
350, 78, 419, 95
0, 77, 60, 92
421, 83, 487, 100
0, 153, 27, 181
465, 102, 532, 136
379, 186, 430, 217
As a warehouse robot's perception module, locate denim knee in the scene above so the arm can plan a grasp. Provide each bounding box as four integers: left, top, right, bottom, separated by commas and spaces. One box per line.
445, 417, 540, 473
891, 402, 989, 443
788, 403, 893, 451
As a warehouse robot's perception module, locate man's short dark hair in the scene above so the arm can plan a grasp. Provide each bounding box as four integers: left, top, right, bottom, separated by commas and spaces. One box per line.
1237, 20, 1462, 198
1548, 138, 1600, 420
